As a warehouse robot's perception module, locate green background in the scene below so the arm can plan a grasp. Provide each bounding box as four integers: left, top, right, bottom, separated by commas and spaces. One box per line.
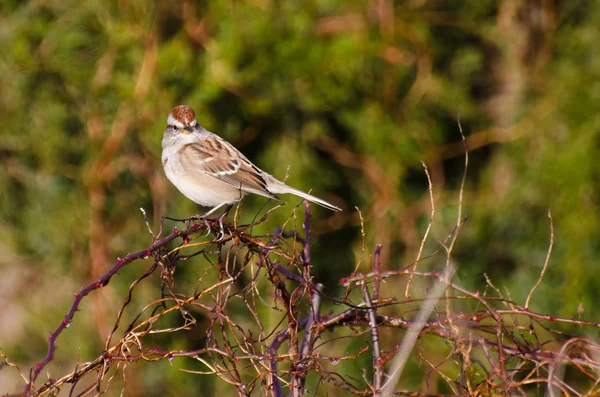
1, 0, 599, 395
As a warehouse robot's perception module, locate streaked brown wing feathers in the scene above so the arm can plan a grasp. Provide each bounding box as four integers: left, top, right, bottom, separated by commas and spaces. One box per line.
178, 136, 278, 199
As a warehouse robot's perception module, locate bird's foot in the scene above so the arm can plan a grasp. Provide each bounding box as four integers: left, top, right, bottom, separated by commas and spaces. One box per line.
213, 209, 231, 241
183, 214, 206, 229
167, 204, 234, 240
185, 213, 227, 240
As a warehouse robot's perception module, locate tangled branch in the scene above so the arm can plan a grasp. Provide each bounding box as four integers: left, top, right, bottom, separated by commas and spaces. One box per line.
4, 173, 600, 397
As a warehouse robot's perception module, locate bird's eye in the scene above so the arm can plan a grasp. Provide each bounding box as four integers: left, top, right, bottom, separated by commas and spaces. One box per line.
171, 125, 179, 131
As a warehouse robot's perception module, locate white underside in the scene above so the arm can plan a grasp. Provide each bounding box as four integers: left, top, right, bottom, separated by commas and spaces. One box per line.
163, 145, 246, 207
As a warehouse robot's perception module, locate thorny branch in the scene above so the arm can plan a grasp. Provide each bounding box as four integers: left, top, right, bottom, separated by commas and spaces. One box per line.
4, 151, 600, 397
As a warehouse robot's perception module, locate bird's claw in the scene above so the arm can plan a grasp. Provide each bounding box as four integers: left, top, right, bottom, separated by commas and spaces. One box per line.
202, 218, 212, 238
216, 219, 226, 241
210, 210, 230, 241
180, 205, 232, 241
212, 204, 233, 241
184, 214, 203, 228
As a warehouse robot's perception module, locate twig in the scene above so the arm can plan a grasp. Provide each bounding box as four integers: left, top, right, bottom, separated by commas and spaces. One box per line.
139, 207, 156, 239
299, 284, 324, 358
455, 117, 468, 229
302, 200, 312, 283
525, 209, 554, 309
295, 283, 325, 395
361, 280, 383, 392
350, 206, 366, 277
372, 245, 383, 301
405, 161, 435, 297
344, 206, 366, 302
269, 330, 288, 397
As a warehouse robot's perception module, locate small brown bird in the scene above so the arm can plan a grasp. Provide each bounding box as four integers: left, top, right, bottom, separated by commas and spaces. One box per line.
161, 105, 341, 217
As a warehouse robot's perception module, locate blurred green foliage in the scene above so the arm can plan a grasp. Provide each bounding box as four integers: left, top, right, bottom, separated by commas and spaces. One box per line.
1, 0, 599, 395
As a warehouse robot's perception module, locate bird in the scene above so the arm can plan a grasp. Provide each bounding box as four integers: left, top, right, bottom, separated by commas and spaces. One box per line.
161, 105, 342, 219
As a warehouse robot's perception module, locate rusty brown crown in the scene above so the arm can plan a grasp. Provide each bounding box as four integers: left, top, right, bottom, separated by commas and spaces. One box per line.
170, 105, 196, 125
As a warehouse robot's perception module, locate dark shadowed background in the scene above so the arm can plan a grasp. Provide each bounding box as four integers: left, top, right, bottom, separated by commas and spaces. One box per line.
1, 0, 599, 395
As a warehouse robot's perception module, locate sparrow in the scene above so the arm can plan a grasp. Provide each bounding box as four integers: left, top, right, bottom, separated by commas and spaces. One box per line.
161, 105, 342, 218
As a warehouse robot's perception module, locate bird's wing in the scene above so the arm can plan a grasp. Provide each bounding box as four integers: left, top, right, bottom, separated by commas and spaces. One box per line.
177, 133, 279, 200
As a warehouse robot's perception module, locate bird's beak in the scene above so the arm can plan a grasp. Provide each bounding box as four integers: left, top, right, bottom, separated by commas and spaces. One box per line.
183, 125, 193, 134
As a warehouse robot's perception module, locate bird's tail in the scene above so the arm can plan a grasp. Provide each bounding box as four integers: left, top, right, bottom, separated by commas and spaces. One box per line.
269, 182, 342, 212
